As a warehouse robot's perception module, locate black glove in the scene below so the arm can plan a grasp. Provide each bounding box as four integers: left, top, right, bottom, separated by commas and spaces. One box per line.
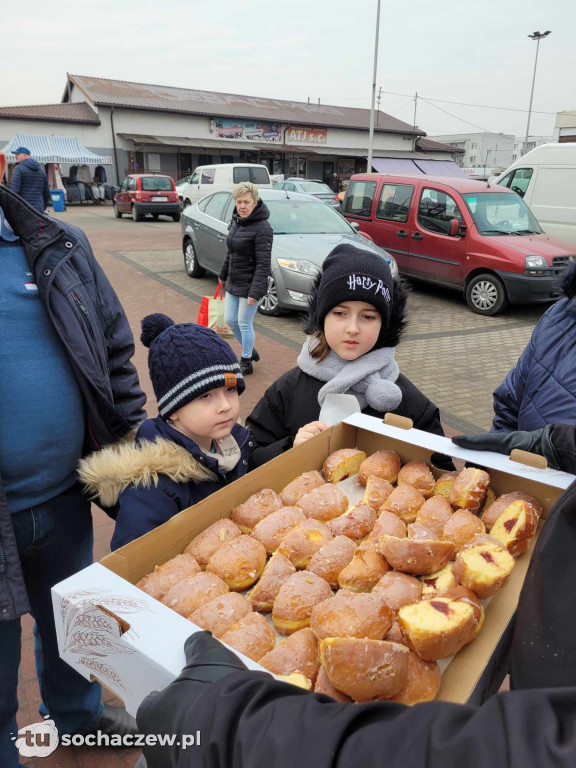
137, 632, 247, 767
452, 425, 561, 470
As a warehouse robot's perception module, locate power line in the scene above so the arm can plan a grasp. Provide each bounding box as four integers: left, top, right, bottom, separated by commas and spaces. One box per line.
418, 96, 511, 135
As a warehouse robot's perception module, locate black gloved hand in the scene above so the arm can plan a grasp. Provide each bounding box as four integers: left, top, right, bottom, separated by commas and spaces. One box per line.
136, 632, 247, 767
452, 424, 561, 470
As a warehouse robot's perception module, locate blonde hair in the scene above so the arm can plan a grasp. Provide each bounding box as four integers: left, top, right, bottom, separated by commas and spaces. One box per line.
232, 181, 259, 201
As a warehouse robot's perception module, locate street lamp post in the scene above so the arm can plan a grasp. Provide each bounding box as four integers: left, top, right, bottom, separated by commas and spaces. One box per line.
366, 0, 382, 173
523, 30, 551, 156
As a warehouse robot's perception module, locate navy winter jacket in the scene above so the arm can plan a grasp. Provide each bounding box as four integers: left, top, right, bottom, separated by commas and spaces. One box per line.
492, 264, 576, 432
0, 185, 146, 622
79, 417, 254, 550
9, 158, 50, 212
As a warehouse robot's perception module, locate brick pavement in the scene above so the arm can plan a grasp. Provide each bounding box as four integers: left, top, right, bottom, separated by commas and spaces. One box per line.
14, 205, 537, 766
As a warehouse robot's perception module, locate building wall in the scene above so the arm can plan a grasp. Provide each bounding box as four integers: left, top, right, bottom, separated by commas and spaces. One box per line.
553, 111, 576, 143
511, 135, 552, 162
427, 132, 514, 169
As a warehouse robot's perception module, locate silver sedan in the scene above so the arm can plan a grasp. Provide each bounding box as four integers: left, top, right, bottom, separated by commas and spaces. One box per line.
181, 188, 398, 316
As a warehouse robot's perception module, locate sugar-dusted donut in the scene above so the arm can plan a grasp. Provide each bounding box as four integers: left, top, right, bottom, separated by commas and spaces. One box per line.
272, 571, 333, 635
206, 535, 267, 590
281, 471, 325, 506
184, 519, 241, 568
136, 553, 201, 600
231, 488, 283, 533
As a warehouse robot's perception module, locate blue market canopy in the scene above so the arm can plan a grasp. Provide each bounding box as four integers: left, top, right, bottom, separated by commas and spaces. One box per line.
1, 134, 112, 164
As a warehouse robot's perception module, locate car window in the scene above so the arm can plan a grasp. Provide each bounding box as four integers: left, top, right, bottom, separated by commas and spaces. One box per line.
222, 195, 235, 225
507, 168, 533, 198
284, 182, 297, 191
299, 182, 333, 194
190, 170, 201, 185
376, 183, 414, 223
463, 192, 542, 235
128, 178, 137, 191
141, 177, 173, 191
232, 167, 270, 184
203, 193, 230, 221
267, 199, 352, 235
120, 179, 129, 191
201, 169, 215, 185
496, 171, 513, 189
275, 182, 285, 190
343, 181, 377, 217
417, 188, 463, 235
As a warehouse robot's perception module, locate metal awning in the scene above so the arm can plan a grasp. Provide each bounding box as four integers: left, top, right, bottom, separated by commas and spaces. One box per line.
117, 133, 316, 154
1, 134, 112, 164
412, 159, 467, 177
372, 157, 466, 177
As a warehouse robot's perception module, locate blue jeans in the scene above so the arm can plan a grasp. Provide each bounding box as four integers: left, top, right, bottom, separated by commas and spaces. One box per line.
0, 483, 103, 768
224, 293, 259, 359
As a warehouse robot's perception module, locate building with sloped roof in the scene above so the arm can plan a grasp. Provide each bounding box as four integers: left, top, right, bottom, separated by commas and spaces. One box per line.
0, 74, 463, 185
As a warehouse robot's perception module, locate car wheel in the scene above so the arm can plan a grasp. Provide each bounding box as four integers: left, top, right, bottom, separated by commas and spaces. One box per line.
132, 206, 141, 222
465, 273, 508, 316
257, 276, 281, 316
183, 238, 205, 277
113, 203, 122, 219
172, 213, 181, 222
184, 198, 191, 209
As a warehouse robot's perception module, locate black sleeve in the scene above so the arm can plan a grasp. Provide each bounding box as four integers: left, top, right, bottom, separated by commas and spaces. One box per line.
549, 424, 576, 474
153, 670, 576, 768
246, 378, 295, 467
43, 173, 51, 207
248, 223, 273, 301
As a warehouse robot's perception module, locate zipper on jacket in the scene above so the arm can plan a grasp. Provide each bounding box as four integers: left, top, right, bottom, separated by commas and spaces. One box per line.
30, 231, 64, 273
70, 290, 89, 316
0, 538, 6, 574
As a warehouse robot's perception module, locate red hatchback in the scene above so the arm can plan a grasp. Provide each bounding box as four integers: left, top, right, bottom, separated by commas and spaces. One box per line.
342, 173, 576, 315
114, 174, 181, 222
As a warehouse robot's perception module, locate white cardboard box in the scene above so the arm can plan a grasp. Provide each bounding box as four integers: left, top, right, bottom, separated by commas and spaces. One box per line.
52, 415, 573, 715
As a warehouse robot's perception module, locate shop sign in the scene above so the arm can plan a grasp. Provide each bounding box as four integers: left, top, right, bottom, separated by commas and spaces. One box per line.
214, 119, 282, 143
286, 126, 327, 144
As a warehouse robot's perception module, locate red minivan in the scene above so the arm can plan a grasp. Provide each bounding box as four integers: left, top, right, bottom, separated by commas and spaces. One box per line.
342, 174, 576, 315
114, 174, 181, 222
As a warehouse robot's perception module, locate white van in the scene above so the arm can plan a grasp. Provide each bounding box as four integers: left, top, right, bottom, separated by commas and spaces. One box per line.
178, 163, 272, 208
495, 144, 576, 247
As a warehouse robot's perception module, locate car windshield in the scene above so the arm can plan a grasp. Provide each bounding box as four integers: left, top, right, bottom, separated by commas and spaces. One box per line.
299, 182, 333, 194
141, 177, 173, 191
462, 192, 542, 235
266, 199, 352, 234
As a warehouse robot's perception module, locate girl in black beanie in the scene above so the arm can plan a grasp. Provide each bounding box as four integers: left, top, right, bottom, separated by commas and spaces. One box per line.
247, 244, 444, 465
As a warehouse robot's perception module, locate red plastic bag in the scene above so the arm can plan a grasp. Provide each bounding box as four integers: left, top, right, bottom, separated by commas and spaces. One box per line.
196, 284, 233, 338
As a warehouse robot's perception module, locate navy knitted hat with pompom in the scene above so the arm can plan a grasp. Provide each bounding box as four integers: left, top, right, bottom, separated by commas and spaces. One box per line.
141, 313, 244, 419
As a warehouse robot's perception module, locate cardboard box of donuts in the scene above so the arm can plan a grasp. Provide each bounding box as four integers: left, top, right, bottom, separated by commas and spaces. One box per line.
53, 414, 573, 716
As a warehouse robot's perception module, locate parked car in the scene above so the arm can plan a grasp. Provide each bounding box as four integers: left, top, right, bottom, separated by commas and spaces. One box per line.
181, 189, 398, 316
275, 178, 341, 209
342, 173, 576, 315
177, 163, 272, 209
114, 174, 180, 222
495, 143, 576, 248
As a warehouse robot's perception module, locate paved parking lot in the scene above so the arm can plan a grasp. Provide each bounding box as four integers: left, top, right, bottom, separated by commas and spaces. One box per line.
17, 203, 547, 767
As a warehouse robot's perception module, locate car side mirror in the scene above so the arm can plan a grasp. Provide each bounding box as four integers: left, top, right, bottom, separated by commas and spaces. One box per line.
449, 219, 461, 237
350, 221, 360, 231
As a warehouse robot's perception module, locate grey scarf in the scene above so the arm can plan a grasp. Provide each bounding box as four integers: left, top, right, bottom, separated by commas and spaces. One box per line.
206, 434, 242, 473
297, 338, 402, 412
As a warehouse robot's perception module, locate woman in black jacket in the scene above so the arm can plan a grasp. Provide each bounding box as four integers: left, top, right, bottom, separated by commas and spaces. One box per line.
218, 182, 273, 375
247, 244, 444, 465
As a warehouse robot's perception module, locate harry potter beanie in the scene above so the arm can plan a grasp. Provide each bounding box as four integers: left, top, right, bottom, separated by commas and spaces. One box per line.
314, 244, 394, 328
141, 314, 244, 419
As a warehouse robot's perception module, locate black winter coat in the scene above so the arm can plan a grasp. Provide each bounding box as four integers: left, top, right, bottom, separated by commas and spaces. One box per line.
136, 452, 576, 768
0, 186, 146, 621
218, 200, 273, 301
247, 366, 444, 465
9, 158, 50, 213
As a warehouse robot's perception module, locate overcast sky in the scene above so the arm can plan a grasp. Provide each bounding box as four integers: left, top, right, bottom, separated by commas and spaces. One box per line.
2, 0, 575, 141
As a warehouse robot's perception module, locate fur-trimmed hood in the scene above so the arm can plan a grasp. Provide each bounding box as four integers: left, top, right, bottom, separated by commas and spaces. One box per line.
78, 417, 250, 507
78, 436, 217, 507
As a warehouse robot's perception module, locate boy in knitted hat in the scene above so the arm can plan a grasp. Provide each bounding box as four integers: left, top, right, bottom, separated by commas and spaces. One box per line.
79, 314, 253, 549
247, 244, 445, 464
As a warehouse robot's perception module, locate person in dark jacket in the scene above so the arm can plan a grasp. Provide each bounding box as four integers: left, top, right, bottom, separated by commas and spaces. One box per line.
247, 244, 444, 466
492, 262, 576, 432
0, 162, 146, 768
218, 181, 273, 376
80, 314, 253, 550
9, 147, 50, 213
135, 427, 576, 768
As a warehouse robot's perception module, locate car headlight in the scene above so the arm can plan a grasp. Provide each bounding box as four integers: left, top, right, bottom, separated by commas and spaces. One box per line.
276, 258, 320, 277
525, 255, 548, 269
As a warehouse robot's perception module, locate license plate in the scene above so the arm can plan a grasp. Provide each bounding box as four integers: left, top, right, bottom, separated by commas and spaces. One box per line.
151, 196, 167, 202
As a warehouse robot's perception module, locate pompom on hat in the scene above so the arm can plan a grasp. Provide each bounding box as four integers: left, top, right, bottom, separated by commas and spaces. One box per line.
141, 313, 244, 420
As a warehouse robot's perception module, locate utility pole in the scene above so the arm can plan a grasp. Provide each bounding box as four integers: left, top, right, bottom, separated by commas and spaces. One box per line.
523, 30, 551, 155
377, 86, 382, 126
367, 0, 382, 173
412, 92, 418, 152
